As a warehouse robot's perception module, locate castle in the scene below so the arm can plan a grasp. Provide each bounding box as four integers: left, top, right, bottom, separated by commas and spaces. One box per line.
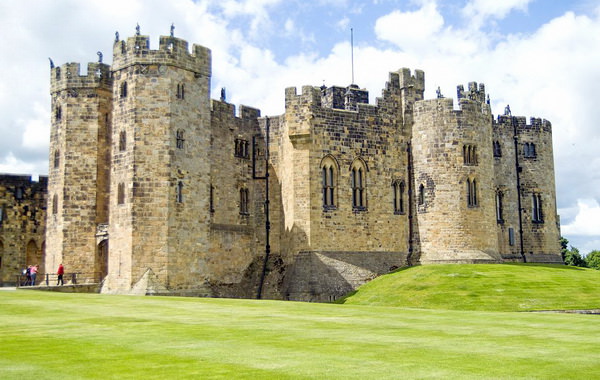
2, 31, 563, 299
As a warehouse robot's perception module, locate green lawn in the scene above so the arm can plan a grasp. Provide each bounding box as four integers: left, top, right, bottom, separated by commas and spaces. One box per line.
339, 264, 600, 311
1, 288, 599, 379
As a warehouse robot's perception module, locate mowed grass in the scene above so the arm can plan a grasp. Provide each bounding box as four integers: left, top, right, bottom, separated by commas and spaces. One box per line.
1, 287, 599, 379
339, 264, 600, 311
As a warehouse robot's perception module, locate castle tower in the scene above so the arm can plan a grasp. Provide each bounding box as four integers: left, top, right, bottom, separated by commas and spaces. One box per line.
102, 33, 212, 293
411, 82, 502, 263
46, 61, 112, 279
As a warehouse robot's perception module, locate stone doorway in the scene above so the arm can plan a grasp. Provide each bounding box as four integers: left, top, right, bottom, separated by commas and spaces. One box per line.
96, 240, 108, 282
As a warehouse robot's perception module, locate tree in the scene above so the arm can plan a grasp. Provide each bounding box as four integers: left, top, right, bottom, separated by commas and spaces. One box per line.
560, 237, 569, 261
585, 250, 600, 270
564, 246, 587, 267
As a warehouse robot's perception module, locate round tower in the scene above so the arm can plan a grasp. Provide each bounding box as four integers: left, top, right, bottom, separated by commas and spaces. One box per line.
411, 83, 501, 263
46, 60, 112, 279
103, 31, 212, 294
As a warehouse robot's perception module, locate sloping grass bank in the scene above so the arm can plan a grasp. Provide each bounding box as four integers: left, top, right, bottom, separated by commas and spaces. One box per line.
338, 264, 600, 311
1, 290, 599, 379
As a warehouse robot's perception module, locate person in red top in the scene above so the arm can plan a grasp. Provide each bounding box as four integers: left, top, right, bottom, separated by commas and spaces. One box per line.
57, 264, 64, 286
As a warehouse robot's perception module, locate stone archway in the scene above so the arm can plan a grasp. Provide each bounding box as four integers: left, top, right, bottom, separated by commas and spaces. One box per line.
26, 240, 44, 274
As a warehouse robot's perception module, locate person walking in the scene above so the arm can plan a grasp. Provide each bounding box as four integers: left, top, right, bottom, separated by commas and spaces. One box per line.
57, 263, 64, 286
30, 265, 38, 286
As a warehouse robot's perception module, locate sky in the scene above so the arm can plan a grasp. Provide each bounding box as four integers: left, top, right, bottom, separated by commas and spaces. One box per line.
0, 0, 599, 254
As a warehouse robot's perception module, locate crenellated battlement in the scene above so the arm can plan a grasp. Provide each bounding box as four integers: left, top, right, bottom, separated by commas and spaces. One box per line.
112, 34, 211, 77
457, 82, 487, 104
494, 115, 552, 133
285, 86, 322, 108
385, 68, 425, 92
211, 100, 261, 122
50, 62, 112, 94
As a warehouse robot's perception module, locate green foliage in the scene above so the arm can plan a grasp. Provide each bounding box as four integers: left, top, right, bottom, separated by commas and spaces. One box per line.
564, 246, 587, 267
585, 250, 600, 270
339, 264, 600, 311
1, 290, 599, 379
560, 236, 569, 260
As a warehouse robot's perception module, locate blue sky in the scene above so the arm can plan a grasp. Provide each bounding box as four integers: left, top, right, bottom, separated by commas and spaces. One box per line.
0, 0, 599, 253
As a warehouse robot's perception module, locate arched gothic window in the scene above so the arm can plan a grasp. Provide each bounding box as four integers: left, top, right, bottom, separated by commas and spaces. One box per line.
351, 159, 367, 210
463, 144, 477, 165
392, 180, 405, 214
321, 156, 338, 209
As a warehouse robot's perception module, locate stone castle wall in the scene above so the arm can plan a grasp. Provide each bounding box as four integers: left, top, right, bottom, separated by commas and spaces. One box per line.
0, 175, 47, 285
40, 33, 562, 300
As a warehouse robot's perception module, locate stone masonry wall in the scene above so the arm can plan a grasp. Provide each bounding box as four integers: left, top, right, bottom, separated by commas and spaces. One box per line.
0, 175, 47, 285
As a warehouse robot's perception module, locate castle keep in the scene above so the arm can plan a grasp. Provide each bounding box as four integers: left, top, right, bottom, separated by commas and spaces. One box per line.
39, 32, 561, 300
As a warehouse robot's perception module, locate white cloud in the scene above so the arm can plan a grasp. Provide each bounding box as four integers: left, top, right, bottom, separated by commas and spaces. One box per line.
462, 0, 532, 22
561, 199, 600, 236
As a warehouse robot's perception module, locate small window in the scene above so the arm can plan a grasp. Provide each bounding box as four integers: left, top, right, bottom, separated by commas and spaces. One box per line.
54, 150, 60, 169
508, 227, 515, 246
467, 178, 478, 207
52, 194, 58, 214
120, 81, 128, 98
210, 185, 215, 213
493, 141, 501, 157
532, 193, 543, 223
176, 181, 184, 203
495, 190, 503, 222
321, 157, 337, 209
15, 187, 23, 200
176, 83, 185, 99
55, 105, 62, 121
117, 183, 125, 205
463, 144, 477, 165
55, 67, 61, 80
235, 139, 249, 159
524, 143, 537, 158
392, 180, 405, 214
119, 131, 126, 151
0, 207, 4, 223
351, 161, 367, 210
239, 188, 249, 215
418, 184, 425, 206
176, 130, 185, 149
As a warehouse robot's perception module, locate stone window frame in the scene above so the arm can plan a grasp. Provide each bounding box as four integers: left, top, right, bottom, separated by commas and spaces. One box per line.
508, 227, 515, 246
418, 184, 425, 206
176, 129, 185, 150
350, 158, 367, 211
53, 150, 60, 169
531, 192, 543, 223
209, 184, 215, 213
234, 138, 250, 159
524, 142, 536, 158
320, 155, 339, 211
52, 194, 58, 215
119, 131, 127, 152
176, 181, 184, 204
239, 187, 249, 215
120, 81, 128, 98
55, 105, 62, 122
463, 144, 478, 165
117, 183, 125, 205
466, 177, 478, 207
176, 83, 185, 100
493, 141, 502, 157
392, 179, 405, 214
495, 189, 504, 223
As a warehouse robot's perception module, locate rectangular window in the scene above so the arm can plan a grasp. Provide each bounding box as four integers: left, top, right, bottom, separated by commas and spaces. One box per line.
508, 228, 515, 246
235, 139, 249, 159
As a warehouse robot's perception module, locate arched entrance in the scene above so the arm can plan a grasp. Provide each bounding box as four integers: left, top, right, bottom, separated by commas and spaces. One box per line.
96, 240, 108, 282
26, 240, 43, 271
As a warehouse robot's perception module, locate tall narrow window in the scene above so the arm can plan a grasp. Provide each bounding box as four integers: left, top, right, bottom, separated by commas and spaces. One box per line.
463, 144, 477, 165
508, 227, 515, 246
176, 83, 185, 99
0, 207, 3, 223
176, 130, 185, 149
418, 184, 425, 205
235, 139, 249, 159
392, 180, 405, 214
467, 178, 478, 207
532, 193, 543, 223
351, 159, 367, 210
119, 131, 126, 151
15, 187, 23, 200
493, 141, 502, 157
239, 188, 249, 215
321, 157, 337, 209
210, 185, 215, 213
495, 190, 503, 222
120, 81, 128, 98
176, 181, 184, 203
53, 150, 60, 169
55, 105, 62, 121
52, 194, 58, 214
117, 183, 125, 205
